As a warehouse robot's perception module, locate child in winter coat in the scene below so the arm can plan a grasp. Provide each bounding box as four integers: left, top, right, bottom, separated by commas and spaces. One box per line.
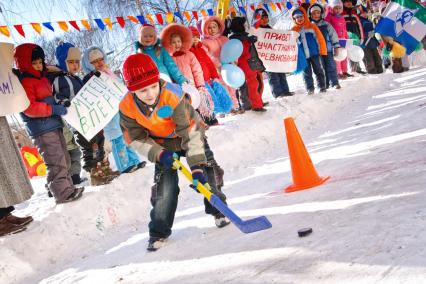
119, 53, 229, 251
291, 7, 328, 95
189, 26, 233, 118
253, 8, 295, 98
160, 24, 215, 122
135, 24, 187, 85
14, 43, 84, 204
308, 4, 341, 89
201, 16, 240, 112
325, 0, 352, 79
82, 46, 143, 177
358, 5, 384, 74
229, 16, 267, 112
53, 42, 84, 185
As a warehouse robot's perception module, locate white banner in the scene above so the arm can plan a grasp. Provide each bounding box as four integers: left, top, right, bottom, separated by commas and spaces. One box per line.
0, 42, 30, 116
63, 72, 128, 140
249, 28, 299, 73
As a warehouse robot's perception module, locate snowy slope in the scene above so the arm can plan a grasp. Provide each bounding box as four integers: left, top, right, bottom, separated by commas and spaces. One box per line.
1, 51, 426, 284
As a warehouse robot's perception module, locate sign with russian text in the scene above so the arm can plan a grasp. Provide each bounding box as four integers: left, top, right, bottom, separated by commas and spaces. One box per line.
0, 42, 30, 116
249, 28, 299, 73
64, 72, 128, 140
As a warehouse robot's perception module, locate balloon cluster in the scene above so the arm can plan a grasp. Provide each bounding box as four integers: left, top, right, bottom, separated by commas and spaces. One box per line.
220, 39, 245, 88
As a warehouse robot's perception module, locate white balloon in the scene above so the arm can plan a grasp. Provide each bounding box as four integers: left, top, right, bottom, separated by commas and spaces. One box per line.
334, 48, 348, 61
347, 45, 364, 63
181, 82, 201, 109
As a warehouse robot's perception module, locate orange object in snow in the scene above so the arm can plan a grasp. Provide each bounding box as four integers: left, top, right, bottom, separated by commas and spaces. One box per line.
283, 117, 330, 193
20, 146, 46, 178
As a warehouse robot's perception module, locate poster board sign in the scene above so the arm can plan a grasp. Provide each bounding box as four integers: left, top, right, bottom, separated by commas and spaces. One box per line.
249, 28, 299, 73
0, 42, 30, 116
63, 72, 128, 140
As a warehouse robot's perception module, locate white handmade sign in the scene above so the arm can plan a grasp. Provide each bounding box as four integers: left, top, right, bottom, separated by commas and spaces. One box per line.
63, 72, 128, 140
249, 28, 299, 73
0, 42, 30, 116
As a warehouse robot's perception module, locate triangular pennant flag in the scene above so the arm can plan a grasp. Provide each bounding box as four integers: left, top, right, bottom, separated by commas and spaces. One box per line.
0, 26, 10, 37
166, 12, 174, 24
250, 4, 255, 11
263, 4, 270, 12
155, 14, 164, 25
42, 22, 55, 32
183, 11, 191, 22
207, 8, 214, 16
276, 3, 282, 10
103, 18, 113, 30
200, 9, 207, 17
116, 17, 125, 28
239, 6, 247, 15
270, 3, 277, 11
127, 16, 139, 24
14, 25, 25, 37
192, 11, 199, 21
31, 23, 42, 34
286, 1, 293, 9
58, 21, 69, 32
174, 11, 183, 22
146, 14, 155, 24
94, 19, 105, 30
136, 15, 146, 24
69, 20, 81, 31
81, 20, 92, 30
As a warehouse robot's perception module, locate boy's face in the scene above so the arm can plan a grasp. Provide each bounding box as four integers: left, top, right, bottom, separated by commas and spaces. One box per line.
66, 60, 80, 74
134, 82, 160, 106
32, 58, 43, 72
311, 10, 322, 21
333, 6, 343, 14
141, 29, 156, 46
294, 14, 305, 25
207, 21, 219, 36
193, 36, 200, 45
171, 35, 182, 52
90, 57, 105, 71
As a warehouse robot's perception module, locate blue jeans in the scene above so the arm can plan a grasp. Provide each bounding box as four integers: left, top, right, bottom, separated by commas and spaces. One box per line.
148, 140, 226, 238
266, 72, 290, 98
303, 55, 326, 91
321, 52, 339, 87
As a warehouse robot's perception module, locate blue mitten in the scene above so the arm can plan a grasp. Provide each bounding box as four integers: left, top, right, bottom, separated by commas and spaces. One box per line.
159, 150, 175, 168
51, 105, 68, 116
190, 165, 207, 188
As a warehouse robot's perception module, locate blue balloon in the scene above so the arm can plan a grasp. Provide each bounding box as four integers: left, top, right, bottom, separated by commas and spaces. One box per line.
221, 64, 245, 89
157, 105, 174, 118
220, 39, 243, 64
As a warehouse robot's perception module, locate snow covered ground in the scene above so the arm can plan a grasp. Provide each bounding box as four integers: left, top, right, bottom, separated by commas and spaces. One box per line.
1, 51, 426, 284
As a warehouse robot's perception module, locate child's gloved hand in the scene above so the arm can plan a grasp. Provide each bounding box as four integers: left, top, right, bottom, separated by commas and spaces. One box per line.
190, 165, 207, 188
158, 150, 175, 168
248, 35, 258, 43
51, 105, 68, 116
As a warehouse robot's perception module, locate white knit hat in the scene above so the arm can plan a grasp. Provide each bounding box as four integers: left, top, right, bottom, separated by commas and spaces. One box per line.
329, 0, 343, 7
88, 49, 104, 63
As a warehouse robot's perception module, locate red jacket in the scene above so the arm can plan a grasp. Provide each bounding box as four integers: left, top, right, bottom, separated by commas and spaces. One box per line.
190, 42, 220, 82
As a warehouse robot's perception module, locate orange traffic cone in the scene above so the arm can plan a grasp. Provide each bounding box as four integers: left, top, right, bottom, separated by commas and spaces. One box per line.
284, 117, 330, 193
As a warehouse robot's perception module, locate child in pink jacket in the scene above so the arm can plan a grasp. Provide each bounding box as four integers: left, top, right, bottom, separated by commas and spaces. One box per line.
325, 0, 351, 79
160, 24, 214, 120
201, 16, 240, 113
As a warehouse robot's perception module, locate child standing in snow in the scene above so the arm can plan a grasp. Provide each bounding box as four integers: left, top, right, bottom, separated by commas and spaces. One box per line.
291, 7, 328, 95
119, 53, 229, 251
201, 16, 240, 113
308, 4, 342, 89
325, 0, 352, 79
135, 24, 188, 85
189, 26, 233, 118
14, 43, 84, 204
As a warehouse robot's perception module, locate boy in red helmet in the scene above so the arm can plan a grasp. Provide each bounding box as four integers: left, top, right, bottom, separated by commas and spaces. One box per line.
119, 53, 229, 252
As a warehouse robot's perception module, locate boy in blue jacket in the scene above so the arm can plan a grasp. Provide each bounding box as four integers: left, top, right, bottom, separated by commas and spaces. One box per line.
308, 4, 342, 89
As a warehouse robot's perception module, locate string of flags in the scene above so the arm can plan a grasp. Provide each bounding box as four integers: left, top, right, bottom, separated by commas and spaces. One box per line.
0, 0, 326, 38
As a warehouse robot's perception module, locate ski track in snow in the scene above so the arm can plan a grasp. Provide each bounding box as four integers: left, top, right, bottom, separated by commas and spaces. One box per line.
1, 51, 426, 284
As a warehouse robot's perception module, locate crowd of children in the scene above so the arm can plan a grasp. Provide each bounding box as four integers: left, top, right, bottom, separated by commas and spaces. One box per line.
5, 0, 421, 243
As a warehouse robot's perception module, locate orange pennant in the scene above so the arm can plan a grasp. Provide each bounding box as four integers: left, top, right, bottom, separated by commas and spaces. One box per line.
270, 3, 277, 11
103, 18, 113, 30
127, 16, 139, 24
57, 21, 68, 32
146, 14, 155, 24
184, 11, 191, 22
81, 20, 92, 30
0, 26, 10, 37
200, 9, 208, 17
166, 12, 174, 24
31, 23, 42, 34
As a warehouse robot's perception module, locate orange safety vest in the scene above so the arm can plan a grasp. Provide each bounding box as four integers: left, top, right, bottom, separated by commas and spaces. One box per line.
120, 82, 194, 140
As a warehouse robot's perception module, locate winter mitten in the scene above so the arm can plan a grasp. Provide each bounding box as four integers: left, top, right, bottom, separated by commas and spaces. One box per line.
190, 165, 207, 187
51, 105, 68, 116
159, 150, 175, 168
248, 35, 258, 43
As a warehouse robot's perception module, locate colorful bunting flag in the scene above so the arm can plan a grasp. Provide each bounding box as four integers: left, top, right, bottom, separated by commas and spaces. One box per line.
116, 17, 125, 28
201, 9, 208, 17
58, 21, 69, 32
146, 14, 155, 24
207, 8, 214, 16
155, 14, 164, 25
192, 11, 199, 21
276, 2, 282, 10
69, 20, 81, 31
127, 16, 139, 24
270, 3, 277, 11
94, 19, 105, 30
136, 15, 146, 24
250, 4, 255, 10
286, 1, 293, 9
239, 6, 247, 15
184, 11, 191, 22
14, 25, 25, 37
104, 18, 113, 30
174, 11, 183, 22
31, 23, 42, 34
0, 26, 10, 37
166, 12, 174, 24
42, 22, 54, 31
81, 20, 92, 30
263, 3, 270, 11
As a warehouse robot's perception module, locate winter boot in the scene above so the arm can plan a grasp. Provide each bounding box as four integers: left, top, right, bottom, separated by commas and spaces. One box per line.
4, 214, 33, 226
147, 237, 167, 252
57, 187, 85, 204
100, 160, 120, 180
90, 164, 112, 186
214, 213, 230, 228
0, 217, 27, 237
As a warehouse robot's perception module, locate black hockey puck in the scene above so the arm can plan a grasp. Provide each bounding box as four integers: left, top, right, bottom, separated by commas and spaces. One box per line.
298, 227, 313, 237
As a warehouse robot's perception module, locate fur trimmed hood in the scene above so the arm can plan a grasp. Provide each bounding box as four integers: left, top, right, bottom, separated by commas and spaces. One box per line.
160, 24, 193, 54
